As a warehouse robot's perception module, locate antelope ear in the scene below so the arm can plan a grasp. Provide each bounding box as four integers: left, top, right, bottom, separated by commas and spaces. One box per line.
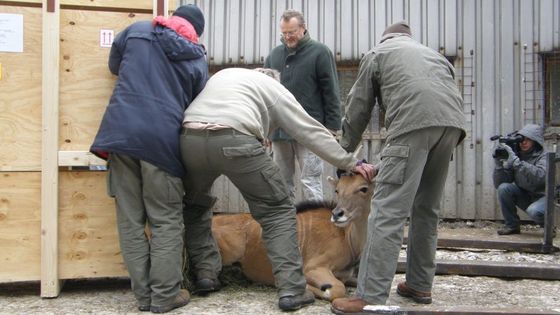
327, 176, 338, 187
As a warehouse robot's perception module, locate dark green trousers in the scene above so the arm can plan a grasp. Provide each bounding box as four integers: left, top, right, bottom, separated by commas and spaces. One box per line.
180, 128, 307, 297
108, 153, 184, 307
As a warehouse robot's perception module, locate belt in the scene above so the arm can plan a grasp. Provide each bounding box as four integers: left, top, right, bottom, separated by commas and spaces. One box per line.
182, 128, 250, 137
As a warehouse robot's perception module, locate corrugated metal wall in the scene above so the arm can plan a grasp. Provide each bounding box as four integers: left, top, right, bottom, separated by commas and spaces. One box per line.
179, 0, 560, 220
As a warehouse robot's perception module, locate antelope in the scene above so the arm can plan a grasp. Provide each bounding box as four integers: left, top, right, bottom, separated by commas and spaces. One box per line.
211, 173, 373, 301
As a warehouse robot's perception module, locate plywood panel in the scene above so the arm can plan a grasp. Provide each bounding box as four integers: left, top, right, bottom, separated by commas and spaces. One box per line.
0, 6, 42, 170
0, 172, 41, 282
58, 10, 152, 151
58, 171, 127, 279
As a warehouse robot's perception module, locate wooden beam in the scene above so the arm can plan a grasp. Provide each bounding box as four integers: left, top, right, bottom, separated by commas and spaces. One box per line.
58, 151, 106, 167
41, 0, 61, 298
404, 237, 560, 254
153, 0, 167, 17
360, 305, 559, 315
397, 258, 560, 280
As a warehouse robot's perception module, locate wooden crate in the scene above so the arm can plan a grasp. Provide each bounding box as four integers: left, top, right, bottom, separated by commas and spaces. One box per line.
0, 0, 177, 297
0, 5, 42, 171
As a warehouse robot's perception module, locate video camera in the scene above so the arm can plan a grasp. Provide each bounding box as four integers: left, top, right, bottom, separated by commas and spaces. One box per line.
490, 132, 523, 159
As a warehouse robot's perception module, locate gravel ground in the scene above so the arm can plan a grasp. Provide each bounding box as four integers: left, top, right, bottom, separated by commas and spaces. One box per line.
1, 221, 559, 314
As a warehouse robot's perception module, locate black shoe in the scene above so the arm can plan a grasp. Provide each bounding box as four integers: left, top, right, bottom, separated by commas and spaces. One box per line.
497, 226, 521, 235
138, 304, 150, 312
193, 278, 221, 295
278, 290, 315, 311
150, 289, 190, 313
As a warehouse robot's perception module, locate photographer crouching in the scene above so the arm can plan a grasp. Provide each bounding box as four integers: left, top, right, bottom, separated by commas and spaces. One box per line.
492, 124, 548, 235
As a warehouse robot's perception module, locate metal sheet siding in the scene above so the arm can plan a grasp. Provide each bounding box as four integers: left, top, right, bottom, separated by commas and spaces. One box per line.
178, 0, 560, 220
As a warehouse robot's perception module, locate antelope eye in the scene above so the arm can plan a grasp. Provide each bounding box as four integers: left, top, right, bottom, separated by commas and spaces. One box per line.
335, 189, 339, 194
359, 187, 368, 193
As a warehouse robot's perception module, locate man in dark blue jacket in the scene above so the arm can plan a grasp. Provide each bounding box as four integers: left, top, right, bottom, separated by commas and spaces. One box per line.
90, 5, 208, 313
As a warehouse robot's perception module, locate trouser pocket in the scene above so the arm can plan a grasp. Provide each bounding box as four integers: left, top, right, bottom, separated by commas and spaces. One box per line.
376, 144, 409, 185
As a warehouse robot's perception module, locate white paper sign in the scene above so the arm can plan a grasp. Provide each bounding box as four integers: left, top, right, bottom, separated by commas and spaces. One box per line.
0, 13, 24, 53
100, 29, 114, 48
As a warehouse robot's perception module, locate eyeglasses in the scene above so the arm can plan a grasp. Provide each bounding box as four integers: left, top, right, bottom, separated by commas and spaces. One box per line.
281, 27, 301, 38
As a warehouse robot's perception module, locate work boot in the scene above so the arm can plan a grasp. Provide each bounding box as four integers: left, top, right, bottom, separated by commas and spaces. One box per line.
137, 304, 150, 312
193, 278, 221, 295
331, 296, 368, 314
497, 226, 521, 235
150, 289, 190, 313
396, 282, 432, 304
278, 290, 315, 311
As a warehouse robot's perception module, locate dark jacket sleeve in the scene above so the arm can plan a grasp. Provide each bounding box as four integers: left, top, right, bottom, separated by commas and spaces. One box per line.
108, 28, 127, 75
340, 53, 378, 153
493, 166, 514, 189
316, 48, 341, 130
513, 153, 547, 192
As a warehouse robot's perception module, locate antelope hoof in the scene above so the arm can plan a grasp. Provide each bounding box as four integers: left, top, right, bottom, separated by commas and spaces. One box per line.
320, 284, 332, 291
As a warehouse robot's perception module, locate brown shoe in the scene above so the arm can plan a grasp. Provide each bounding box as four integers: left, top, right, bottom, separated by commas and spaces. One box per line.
331, 296, 368, 314
150, 289, 190, 313
396, 282, 432, 304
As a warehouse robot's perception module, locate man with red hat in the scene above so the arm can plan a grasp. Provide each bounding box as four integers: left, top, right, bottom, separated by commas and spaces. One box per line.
90, 4, 207, 313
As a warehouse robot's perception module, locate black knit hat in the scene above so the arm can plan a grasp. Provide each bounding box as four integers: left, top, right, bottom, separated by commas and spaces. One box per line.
173, 5, 205, 36
382, 21, 411, 36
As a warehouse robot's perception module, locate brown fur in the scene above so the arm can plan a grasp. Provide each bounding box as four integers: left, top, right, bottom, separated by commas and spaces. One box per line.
211, 174, 374, 301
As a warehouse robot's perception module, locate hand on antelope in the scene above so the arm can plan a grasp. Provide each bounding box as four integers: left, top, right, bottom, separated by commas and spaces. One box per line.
351, 160, 376, 182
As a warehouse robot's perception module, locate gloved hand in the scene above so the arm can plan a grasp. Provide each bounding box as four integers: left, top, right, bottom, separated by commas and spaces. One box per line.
498, 144, 519, 169
494, 157, 503, 168
492, 143, 504, 168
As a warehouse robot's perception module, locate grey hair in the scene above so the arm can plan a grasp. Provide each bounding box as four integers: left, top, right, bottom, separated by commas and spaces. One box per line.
253, 68, 281, 82
281, 9, 305, 27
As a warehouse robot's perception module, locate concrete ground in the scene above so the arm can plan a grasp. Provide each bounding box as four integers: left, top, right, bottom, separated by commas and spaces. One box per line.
1, 222, 559, 314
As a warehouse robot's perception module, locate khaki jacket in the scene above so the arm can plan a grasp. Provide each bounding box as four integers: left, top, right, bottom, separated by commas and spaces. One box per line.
340, 34, 466, 152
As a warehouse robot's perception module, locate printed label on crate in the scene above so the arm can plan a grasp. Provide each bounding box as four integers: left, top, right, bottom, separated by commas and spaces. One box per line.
0, 14, 23, 53
99, 29, 114, 48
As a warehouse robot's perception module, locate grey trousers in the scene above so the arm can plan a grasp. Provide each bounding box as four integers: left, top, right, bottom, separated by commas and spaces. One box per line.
356, 127, 463, 304
272, 140, 324, 201
108, 153, 184, 307
180, 128, 307, 297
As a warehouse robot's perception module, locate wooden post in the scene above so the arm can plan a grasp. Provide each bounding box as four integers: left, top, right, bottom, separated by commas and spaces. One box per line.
154, 0, 168, 17
41, 0, 61, 298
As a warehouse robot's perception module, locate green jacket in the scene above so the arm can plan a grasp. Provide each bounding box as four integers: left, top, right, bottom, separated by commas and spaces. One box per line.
265, 32, 341, 141
341, 34, 466, 152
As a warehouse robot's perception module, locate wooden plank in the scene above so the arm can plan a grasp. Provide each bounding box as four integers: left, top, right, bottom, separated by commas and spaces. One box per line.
41, 0, 60, 298
0, 1, 42, 4
0, 6, 42, 170
58, 9, 152, 152
60, 0, 152, 10
58, 172, 127, 279
360, 306, 559, 315
153, 0, 166, 17
0, 172, 41, 282
396, 258, 560, 280
58, 151, 106, 167
404, 237, 559, 254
